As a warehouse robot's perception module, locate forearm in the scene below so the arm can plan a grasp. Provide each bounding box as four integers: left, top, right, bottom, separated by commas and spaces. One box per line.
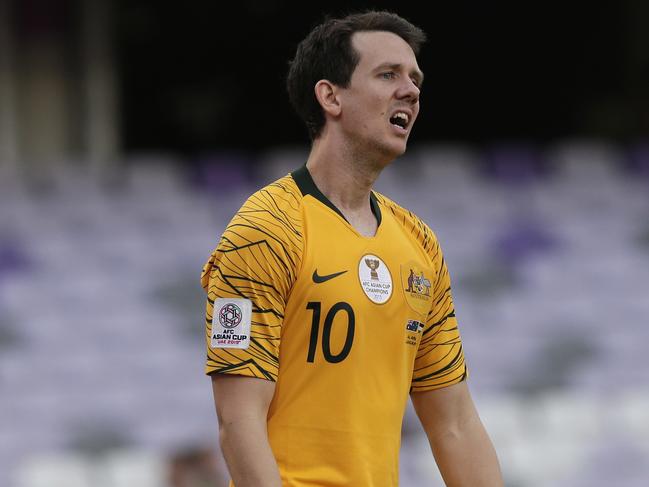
219, 419, 281, 487
428, 415, 503, 487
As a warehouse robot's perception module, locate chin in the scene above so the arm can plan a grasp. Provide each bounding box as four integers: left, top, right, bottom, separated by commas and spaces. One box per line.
374, 145, 406, 168
386, 140, 408, 158
366, 135, 409, 162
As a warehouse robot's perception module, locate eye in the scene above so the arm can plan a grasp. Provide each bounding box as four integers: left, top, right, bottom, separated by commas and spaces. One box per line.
381, 71, 396, 80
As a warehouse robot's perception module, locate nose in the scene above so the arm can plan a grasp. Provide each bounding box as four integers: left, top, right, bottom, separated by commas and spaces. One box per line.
397, 78, 420, 103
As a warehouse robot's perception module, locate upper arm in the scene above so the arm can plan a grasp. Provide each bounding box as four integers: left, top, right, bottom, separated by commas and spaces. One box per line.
411, 376, 504, 487
211, 373, 276, 425
410, 381, 478, 438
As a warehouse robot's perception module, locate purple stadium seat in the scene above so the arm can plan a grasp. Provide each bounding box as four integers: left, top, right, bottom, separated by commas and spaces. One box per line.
190, 152, 254, 193
482, 143, 548, 185
627, 141, 649, 179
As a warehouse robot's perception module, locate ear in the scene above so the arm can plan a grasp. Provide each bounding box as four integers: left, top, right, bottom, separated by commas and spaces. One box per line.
314, 80, 341, 117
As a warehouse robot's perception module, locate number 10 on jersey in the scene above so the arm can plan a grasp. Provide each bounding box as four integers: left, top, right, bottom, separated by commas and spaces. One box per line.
306, 302, 355, 363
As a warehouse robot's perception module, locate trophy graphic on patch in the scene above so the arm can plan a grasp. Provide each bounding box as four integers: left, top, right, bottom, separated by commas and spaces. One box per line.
365, 258, 380, 280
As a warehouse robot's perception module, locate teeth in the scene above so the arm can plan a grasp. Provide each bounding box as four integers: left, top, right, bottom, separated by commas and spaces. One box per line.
390, 111, 410, 129
394, 112, 409, 124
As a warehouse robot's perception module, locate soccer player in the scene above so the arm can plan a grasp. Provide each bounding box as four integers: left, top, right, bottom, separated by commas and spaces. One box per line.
201, 10, 503, 487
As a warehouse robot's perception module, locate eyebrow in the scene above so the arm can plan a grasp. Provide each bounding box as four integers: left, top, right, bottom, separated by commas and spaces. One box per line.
375, 62, 425, 86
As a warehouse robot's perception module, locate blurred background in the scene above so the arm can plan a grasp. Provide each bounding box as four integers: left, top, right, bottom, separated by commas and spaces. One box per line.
1, 0, 648, 486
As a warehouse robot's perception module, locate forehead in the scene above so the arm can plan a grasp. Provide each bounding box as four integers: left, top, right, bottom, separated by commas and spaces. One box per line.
351, 31, 420, 71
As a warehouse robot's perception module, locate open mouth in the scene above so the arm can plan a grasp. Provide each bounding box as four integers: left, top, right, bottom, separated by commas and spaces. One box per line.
389, 111, 410, 130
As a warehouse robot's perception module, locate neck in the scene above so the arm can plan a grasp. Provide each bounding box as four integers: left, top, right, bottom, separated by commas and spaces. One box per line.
305, 135, 389, 237
305, 136, 384, 213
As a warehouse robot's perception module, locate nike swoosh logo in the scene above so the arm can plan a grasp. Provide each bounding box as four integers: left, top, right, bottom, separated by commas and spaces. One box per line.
312, 269, 348, 283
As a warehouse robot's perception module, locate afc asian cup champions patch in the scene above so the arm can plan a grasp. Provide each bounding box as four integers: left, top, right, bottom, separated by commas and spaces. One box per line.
358, 254, 393, 304
211, 298, 252, 349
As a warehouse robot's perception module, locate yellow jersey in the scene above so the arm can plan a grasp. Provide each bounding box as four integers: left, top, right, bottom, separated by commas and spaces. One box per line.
202, 165, 467, 486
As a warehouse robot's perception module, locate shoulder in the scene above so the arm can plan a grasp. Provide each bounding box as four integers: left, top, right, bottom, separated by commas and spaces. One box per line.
227, 174, 304, 245
238, 174, 303, 221
201, 174, 305, 290
374, 191, 441, 261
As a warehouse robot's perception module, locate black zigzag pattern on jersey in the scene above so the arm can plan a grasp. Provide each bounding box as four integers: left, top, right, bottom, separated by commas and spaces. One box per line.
410, 345, 467, 392
412, 239, 466, 390
204, 175, 303, 381
208, 358, 276, 381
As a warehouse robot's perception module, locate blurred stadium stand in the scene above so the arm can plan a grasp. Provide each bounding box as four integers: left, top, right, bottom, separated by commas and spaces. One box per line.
2, 140, 649, 486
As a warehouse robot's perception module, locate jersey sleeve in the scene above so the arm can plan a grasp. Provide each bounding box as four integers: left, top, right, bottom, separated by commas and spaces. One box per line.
410, 237, 468, 392
201, 177, 303, 381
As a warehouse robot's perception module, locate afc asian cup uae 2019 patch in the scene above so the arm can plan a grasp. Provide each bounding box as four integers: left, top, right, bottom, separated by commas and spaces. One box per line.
211, 298, 252, 349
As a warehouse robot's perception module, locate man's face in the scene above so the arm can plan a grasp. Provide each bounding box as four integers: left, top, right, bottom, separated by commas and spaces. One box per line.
338, 31, 423, 161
